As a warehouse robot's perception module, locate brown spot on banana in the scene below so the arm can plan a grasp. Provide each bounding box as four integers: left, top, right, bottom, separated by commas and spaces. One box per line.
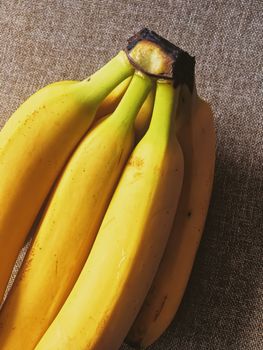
153, 295, 168, 322
128, 157, 144, 168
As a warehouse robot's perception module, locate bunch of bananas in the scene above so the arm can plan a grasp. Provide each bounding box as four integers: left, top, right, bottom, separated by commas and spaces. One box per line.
0, 29, 215, 350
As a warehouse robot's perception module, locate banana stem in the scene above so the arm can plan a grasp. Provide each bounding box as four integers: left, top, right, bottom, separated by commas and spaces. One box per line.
126, 29, 195, 91
146, 80, 179, 142
111, 71, 152, 127
82, 51, 134, 104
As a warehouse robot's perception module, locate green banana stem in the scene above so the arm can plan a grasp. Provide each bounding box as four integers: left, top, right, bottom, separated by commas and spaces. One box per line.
111, 71, 152, 127
81, 50, 134, 104
146, 80, 179, 142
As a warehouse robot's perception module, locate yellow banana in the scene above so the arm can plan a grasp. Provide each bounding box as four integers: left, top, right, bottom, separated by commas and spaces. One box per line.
35, 79, 184, 350
127, 85, 216, 348
0, 50, 134, 302
0, 72, 151, 350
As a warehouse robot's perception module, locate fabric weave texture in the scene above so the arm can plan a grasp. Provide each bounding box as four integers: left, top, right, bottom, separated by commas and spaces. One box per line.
0, 1, 262, 349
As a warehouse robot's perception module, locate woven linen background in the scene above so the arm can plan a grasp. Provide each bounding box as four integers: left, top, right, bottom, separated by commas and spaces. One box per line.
0, 1, 262, 349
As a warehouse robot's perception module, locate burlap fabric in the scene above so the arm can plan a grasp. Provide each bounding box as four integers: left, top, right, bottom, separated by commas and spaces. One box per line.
0, 1, 262, 349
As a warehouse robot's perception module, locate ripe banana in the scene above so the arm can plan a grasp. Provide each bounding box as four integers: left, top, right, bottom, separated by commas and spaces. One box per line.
127, 85, 216, 348
0, 50, 134, 302
0, 71, 151, 350
35, 80, 184, 350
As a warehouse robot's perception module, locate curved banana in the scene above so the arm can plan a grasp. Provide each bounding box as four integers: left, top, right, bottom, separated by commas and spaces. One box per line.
0, 72, 151, 350
35, 80, 184, 350
0, 51, 134, 302
127, 85, 216, 348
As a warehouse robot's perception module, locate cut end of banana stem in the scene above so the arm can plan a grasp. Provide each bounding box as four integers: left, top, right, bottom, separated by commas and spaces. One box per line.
126, 28, 195, 92
129, 41, 173, 77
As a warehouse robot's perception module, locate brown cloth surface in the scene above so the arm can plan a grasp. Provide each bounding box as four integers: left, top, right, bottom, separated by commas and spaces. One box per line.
0, 1, 262, 349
